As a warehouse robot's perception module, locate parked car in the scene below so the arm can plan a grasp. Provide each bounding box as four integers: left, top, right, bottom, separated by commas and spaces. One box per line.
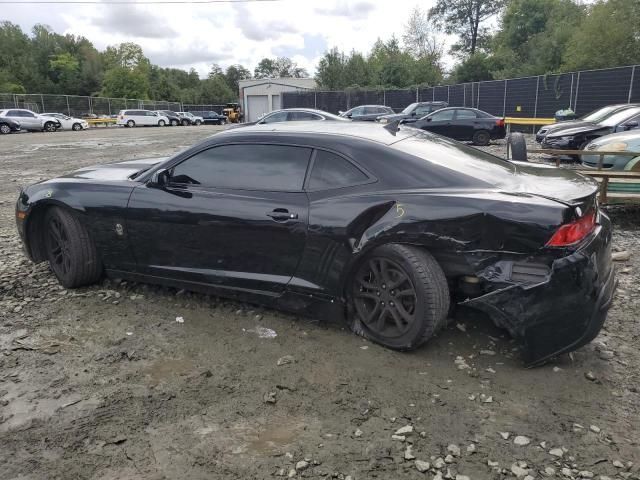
155, 110, 183, 126
177, 112, 203, 126
581, 130, 640, 171
409, 107, 506, 146
0, 109, 60, 132
339, 105, 395, 121
188, 111, 227, 125
536, 104, 640, 143
377, 101, 448, 124
41, 113, 89, 131
541, 106, 640, 152
116, 110, 169, 128
231, 108, 350, 128
16, 122, 615, 366
0, 116, 21, 134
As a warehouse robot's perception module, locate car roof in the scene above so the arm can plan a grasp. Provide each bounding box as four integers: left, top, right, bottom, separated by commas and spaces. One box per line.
220, 120, 416, 145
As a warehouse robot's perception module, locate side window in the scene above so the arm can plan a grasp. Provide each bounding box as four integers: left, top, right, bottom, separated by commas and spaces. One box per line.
308, 150, 369, 190
350, 107, 364, 116
288, 111, 320, 121
262, 112, 288, 123
7, 110, 21, 116
170, 144, 312, 191
23, 111, 36, 118
455, 109, 477, 119
414, 106, 432, 116
429, 110, 455, 122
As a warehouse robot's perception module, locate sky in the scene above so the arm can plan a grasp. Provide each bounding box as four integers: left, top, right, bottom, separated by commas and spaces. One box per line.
2, 0, 457, 77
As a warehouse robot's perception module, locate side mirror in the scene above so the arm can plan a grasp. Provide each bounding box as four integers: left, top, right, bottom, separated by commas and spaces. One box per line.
426, 117, 432, 122
148, 169, 169, 188
411, 111, 417, 116
346, 113, 352, 118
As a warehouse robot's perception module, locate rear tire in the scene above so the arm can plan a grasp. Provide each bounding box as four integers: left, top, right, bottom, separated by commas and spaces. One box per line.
509, 132, 528, 161
171, 119, 178, 126
127, 120, 135, 128
348, 244, 449, 351
195, 120, 202, 126
182, 119, 190, 126
472, 130, 491, 146
0, 124, 10, 134
44, 207, 102, 288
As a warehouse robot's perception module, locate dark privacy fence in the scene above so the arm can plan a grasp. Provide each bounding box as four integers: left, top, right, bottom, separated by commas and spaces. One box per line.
283, 65, 640, 118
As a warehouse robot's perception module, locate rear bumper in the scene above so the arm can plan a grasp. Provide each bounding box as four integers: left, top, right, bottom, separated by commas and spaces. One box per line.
464, 212, 616, 366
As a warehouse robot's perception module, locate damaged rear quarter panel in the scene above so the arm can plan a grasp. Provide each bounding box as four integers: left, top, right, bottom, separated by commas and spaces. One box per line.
292, 188, 568, 298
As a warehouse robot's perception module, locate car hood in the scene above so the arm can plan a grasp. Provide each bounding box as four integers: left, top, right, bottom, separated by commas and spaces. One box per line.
541, 120, 594, 133
546, 123, 611, 138
57, 157, 167, 181
586, 129, 640, 147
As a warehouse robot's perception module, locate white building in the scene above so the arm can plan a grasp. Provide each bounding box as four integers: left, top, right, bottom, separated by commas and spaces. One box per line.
239, 78, 316, 123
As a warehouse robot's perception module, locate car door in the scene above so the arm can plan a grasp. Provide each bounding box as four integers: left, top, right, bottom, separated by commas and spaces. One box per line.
348, 106, 365, 120
417, 109, 455, 136
125, 143, 311, 295
12, 110, 39, 130
452, 109, 478, 140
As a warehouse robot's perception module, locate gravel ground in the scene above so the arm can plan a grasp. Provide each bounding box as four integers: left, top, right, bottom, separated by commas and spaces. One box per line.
1, 128, 639, 480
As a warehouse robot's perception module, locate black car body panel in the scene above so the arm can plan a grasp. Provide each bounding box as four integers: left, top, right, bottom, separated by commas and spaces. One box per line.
377, 101, 448, 124
190, 111, 227, 125
411, 107, 506, 142
157, 111, 182, 125
16, 123, 614, 365
541, 107, 640, 151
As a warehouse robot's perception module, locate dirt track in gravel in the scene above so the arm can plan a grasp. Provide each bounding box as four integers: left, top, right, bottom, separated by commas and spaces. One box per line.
1, 127, 638, 480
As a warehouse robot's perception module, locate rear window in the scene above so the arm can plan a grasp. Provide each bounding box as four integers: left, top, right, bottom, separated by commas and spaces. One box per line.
392, 130, 515, 184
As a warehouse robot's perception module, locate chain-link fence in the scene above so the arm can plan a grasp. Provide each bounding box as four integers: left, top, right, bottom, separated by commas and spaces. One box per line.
283, 64, 640, 118
0, 93, 183, 117
182, 104, 227, 114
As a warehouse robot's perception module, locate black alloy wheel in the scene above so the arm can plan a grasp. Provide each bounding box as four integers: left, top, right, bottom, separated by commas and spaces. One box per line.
349, 244, 449, 350
353, 257, 418, 338
46, 214, 73, 279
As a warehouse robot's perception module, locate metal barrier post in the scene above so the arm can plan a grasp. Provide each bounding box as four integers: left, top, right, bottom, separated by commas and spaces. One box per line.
629, 66, 636, 103
65, 95, 70, 116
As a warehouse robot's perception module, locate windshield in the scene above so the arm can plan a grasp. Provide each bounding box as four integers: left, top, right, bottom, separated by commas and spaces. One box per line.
402, 103, 418, 114
581, 105, 625, 122
392, 129, 516, 185
600, 107, 640, 127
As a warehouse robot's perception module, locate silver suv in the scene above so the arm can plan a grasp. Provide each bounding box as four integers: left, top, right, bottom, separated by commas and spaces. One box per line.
0, 109, 61, 132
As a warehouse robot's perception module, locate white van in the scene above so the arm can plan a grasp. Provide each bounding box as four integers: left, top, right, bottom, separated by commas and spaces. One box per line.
117, 110, 169, 127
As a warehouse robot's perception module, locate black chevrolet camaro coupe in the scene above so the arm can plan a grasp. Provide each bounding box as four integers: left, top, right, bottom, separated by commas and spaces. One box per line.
16, 122, 616, 365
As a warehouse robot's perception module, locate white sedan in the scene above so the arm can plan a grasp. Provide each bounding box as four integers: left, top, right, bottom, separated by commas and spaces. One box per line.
42, 113, 89, 131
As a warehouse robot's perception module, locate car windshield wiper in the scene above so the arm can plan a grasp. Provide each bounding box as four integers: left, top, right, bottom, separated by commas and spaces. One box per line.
129, 167, 151, 180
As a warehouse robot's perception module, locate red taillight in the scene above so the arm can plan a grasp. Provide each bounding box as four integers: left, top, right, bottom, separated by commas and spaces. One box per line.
546, 211, 596, 247
496, 118, 505, 127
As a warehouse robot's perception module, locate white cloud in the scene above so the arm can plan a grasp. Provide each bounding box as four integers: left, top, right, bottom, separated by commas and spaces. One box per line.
5, 0, 460, 77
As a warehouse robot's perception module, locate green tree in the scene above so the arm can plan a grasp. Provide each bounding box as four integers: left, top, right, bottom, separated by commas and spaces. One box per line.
200, 75, 235, 103
254, 57, 308, 78
452, 53, 494, 82
224, 64, 251, 93
101, 67, 149, 99
315, 48, 346, 89
403, 7, 443, 65
563, 0, 640, 70
429, 0, 506, 55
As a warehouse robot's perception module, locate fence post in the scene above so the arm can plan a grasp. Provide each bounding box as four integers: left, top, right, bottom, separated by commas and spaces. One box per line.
463, 84, 466, 107
477, 82, 480, 109
108, 98, 111, 116
447, 85, 450, 104
534, 76, 540, 118
383, 89, 386, 106
574, 72, 581, 113
502, 80, 507, 116
432, 87, 435, 101
40, 94, 45, 113
65, 95, 71, 116
629, 65, 636, 103
314, 91, 317, 109
415, 87, 419, 102
569, 73, 574, 110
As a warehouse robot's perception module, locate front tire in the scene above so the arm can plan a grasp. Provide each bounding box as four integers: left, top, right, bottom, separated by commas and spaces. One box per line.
348, 244, 449, 350
72, 123, 82, 131
195, 119, 202, 126
126, 120, 135, 128
182, 119, 190, 126
171, 119, 178, 126
0, 124, 11, 134
44, 121, 57, 133
158, 120, 166, 127
472, 130, 491, 146
44, 207, 102, 288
